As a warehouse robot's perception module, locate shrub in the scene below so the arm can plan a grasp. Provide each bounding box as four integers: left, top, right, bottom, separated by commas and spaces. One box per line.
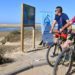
0, 47, 6, 64
1, 31, 21, 43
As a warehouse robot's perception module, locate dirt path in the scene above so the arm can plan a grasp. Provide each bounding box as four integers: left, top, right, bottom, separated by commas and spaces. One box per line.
17, 65, 53, 75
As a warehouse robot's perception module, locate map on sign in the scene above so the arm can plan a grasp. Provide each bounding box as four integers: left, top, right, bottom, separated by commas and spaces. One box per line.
23, 4, 35, 26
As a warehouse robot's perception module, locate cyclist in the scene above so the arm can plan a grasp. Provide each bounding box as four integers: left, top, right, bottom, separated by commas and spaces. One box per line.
50, 6, 72, 56
50, 6, 72, 39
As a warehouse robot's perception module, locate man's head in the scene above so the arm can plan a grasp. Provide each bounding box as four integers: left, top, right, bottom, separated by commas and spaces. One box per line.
55, 6, 63, 16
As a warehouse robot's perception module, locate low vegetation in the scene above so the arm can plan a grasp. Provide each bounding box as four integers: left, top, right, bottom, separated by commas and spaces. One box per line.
0, 46, 6, 64
0, 30, 41, 64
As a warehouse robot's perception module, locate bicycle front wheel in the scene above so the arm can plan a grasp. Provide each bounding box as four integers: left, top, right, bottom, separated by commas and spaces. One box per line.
47, 43, 62, 67
53, 48, 73, 75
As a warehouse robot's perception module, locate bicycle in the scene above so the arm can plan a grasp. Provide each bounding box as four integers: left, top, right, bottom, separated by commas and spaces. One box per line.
47, 30, 67, 67
53, 32, 75, 75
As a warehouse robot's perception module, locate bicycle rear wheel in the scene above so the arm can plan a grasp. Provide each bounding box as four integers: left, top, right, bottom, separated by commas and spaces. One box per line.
47, 43, 62, 67
53, 48, 73, 75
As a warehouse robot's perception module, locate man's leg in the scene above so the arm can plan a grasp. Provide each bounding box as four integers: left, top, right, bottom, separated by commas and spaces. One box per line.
60, 40, 73, 61
61, 40, 72, 49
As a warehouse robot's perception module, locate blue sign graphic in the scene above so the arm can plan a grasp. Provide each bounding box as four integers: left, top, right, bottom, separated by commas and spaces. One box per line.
42, 14, 53, 44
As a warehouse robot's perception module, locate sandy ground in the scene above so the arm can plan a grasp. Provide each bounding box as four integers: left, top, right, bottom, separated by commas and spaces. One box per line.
18, 65, 52, 75
0, 30, 75, 75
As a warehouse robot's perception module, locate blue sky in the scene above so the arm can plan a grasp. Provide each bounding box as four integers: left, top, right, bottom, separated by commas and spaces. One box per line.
0, 0, 75, 24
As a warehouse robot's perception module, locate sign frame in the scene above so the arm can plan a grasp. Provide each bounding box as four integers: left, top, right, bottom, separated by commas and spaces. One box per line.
21, 4, 35, 52
23, 4, 35, 27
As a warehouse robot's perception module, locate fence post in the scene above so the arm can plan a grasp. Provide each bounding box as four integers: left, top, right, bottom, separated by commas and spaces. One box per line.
32, 26, 35, 48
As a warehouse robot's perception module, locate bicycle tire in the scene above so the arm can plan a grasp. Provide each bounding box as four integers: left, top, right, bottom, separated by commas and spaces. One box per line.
47, 43, 62, 67
53, 48, 73, 75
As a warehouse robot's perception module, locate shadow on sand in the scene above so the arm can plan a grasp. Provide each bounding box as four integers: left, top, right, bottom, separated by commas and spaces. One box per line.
27, 47, 47, 53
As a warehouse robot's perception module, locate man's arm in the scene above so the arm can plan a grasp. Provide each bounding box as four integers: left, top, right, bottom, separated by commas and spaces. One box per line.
60, 20, 72, 32
60, 14, 72, 32
66, 20, 72, 31
51, 20, 57, 32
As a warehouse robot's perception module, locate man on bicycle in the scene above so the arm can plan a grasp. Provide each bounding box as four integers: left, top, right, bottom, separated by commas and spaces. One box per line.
50, 6, 72, 43
50, 6, 72, 56
51, 6, 75, 48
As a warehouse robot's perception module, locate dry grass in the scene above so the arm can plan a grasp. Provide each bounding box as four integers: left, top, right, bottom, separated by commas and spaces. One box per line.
1, 30, 41, 43
0, 30, 41, 64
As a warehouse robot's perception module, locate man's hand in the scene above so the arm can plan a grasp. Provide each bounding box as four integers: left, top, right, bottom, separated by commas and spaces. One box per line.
59, 28, 63, 33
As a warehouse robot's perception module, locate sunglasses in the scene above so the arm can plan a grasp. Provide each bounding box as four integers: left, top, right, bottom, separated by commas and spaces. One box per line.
55, 9, 59, 12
